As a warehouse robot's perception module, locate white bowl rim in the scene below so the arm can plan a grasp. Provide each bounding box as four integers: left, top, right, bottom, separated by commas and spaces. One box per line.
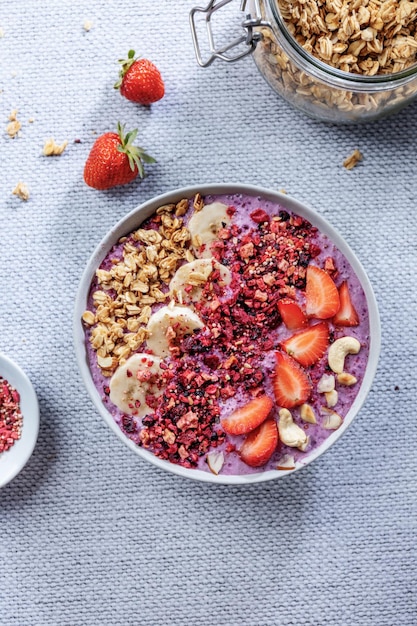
73, 183, 381, 485
0, 352, 40, 488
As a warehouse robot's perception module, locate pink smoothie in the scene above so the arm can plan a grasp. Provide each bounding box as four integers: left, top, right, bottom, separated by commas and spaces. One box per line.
84, 193, 370, 476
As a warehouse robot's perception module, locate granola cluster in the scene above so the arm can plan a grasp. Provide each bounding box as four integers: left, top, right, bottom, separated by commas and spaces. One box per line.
82, 197, 197, 377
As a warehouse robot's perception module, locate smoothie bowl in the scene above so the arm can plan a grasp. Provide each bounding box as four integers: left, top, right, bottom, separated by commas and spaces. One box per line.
74, 184, 380, 484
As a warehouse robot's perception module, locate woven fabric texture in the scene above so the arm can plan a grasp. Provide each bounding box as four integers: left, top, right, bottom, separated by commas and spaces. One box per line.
1, 1, 416, 624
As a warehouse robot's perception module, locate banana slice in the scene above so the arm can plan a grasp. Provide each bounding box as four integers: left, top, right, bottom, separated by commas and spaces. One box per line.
187, 202, 231, 257
146, 304, 204, 357
169, 258, 232, 303
109, 353, 163, 417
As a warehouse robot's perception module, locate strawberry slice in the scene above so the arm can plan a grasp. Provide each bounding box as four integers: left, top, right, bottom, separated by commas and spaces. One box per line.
281, 322, 329, 367
278, 299, 308, 330
333, 281, 359, 326
305, 265, 340, 319
240, 418, 278, 467
272, 352, 312, 408
221, 395, 274, 435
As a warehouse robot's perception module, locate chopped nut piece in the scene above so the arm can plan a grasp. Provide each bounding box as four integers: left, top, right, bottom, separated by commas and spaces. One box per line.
321, 408, 343, 430
12, 182, 29, 201
300, 403, 317, 424
207, 451, 225, 475
276, 454, 296, 470
83, 19, 93, 31
343, 149, 363, 170
325, 389, 339, 408
43, 138, 68, 156
337, 372, 358, 386
9, 109, 18, 122
317, 373, 335, 393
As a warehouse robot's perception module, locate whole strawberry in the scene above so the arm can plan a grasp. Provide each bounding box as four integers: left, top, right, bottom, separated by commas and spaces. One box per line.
84, 122, 155, 190
115, 50, 165, 105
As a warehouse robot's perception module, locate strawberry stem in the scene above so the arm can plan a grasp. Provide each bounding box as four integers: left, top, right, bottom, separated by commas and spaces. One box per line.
116, 122, 155, 178
114, 49, 139, 90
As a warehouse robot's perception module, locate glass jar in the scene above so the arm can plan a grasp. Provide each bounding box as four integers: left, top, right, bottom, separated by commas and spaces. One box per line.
190, 0, 417, 123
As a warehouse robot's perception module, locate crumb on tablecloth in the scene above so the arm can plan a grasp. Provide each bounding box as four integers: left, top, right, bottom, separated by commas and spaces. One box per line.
6, 110, 21, 138
343, 149, 363, 170
12, 182, 30, 201
43, 138, 68, 156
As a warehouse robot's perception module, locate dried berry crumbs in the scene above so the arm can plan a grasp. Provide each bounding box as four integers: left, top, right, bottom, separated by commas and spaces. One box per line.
0, 378, 23, 453
132, 209, 320, 468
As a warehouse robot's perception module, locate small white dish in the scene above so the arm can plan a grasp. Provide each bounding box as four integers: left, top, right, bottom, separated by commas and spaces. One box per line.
0, 353, 40, 488
74, 184, 381, 484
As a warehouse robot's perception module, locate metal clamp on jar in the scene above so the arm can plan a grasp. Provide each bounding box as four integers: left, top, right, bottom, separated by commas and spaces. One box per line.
190, 0, 417, 123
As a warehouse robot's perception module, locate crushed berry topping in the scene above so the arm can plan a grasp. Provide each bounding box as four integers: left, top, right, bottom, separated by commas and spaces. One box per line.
0, 378, 23, 454
131, 208, 323, 468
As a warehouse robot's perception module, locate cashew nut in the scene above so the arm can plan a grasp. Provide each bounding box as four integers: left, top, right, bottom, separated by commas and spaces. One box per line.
328, 336, 361, 374
278, 408, 308, 449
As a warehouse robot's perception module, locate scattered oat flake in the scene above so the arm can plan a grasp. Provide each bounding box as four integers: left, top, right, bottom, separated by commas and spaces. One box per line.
43, 138, 68, 156
6, 119, 21, 138
343, 149, 363, 170
83, 19, 93, 31
6, 111, 20, 137
0, 28, 4, 38
13, 182, 30, 201
28, 117, 35, 123
279, 188, 287, 195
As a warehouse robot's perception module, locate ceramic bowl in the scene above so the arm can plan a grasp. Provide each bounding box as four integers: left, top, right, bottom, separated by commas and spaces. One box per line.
0, 353, 40, 488
74, 184, 380, 484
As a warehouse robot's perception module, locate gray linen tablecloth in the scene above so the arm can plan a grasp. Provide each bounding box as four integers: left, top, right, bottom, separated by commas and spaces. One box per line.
1, 1, 416, 624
